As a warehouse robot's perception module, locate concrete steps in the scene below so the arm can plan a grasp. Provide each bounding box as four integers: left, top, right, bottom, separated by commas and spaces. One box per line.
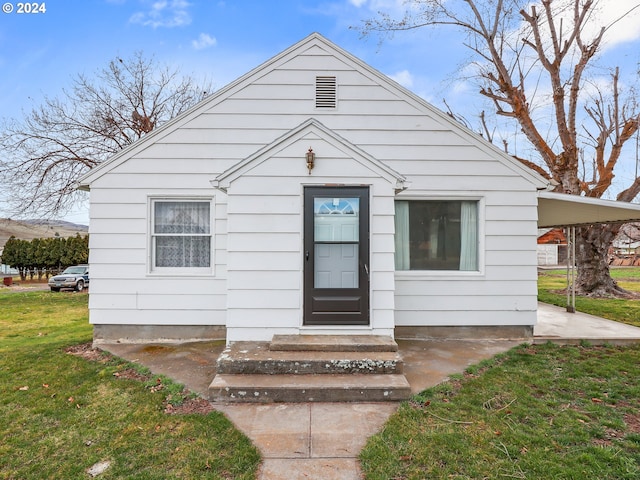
209, 335, 411, 403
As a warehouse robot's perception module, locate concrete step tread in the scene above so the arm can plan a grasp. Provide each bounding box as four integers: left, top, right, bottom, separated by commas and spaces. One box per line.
217, 342, 404, 375
210, 373, 411, 389
270, 334, 398, 352
209, 373, 412, 402
221, 342, 403, 362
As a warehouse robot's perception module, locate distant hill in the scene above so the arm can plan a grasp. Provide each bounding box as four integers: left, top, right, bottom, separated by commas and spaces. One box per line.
0, 218, 88, 248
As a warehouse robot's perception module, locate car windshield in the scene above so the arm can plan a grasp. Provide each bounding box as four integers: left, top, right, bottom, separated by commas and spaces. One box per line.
62, 267, 86, 274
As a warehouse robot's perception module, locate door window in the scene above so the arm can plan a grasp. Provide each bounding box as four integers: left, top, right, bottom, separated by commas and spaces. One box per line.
313, 197, 360, 288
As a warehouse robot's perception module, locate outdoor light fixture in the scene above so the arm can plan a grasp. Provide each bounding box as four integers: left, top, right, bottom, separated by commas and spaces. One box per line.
306, 147, 315, 174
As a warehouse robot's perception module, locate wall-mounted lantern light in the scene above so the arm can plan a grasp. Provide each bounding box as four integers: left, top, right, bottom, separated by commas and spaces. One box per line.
306, 147, 315, 174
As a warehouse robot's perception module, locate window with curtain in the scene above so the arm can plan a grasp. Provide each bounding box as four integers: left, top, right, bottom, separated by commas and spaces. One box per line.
151, 200, 211, 270
395, 200, 478, 271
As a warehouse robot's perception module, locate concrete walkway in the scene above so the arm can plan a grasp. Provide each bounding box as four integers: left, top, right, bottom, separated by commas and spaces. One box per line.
100, 305, 640, 480
534, 302, 640, 345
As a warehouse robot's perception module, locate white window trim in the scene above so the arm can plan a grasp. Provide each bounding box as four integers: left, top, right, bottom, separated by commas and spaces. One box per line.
148, 196, 215, 276
393, 195, 485, 277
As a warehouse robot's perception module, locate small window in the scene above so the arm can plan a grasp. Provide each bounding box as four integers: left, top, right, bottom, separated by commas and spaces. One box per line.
151, 200, 211, 272
316, 76, 336, 108
395, 200, 478, 271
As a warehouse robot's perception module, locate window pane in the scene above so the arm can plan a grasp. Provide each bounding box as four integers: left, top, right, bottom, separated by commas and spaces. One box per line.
395, 200, 478, 271
155, 236, 211, 268
152, 200, 212, 269
155, 202, 210, 234
314, 243, 359, 288
314, 197, 359, 242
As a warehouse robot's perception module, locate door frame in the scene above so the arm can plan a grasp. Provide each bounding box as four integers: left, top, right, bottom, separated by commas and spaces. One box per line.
303, 186, 370, 326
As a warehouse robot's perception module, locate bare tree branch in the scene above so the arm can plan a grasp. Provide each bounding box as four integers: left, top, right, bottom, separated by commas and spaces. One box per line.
0, 52, 211, 218
356, 0, 640, 296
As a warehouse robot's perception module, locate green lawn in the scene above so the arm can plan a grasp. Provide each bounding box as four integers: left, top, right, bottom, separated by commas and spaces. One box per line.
361, 267, 640, 479
3, 269, 640, 479
0, 290, 260, 479
361, 343, 640, 479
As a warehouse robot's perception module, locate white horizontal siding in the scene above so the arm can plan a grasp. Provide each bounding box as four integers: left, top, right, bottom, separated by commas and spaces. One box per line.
226, 271, 301, 290
90, 233, 146, 249
91, 173, 216, 189
227, 232, 301, 252
395, 279, 536, 296
395, 294, 537, 311
227, 213, 300, 233
486, 250, 538, 266
485, 235, 536, 251
189, 112, 441, 131
90, 309, 225, 325
90, 293, 226, 310
90, 248, 145, 264
92, 278, 226, 295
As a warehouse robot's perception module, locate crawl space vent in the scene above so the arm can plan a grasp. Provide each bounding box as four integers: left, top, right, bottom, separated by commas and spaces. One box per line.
315, 76, 337, 108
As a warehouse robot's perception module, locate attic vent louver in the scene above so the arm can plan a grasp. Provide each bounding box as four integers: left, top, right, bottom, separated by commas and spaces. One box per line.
315, 76, 336, 108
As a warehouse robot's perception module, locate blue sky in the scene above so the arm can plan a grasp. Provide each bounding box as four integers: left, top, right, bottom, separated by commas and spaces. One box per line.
1, 0, 639, 224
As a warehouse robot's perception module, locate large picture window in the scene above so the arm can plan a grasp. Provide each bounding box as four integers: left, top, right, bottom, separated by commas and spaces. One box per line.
395, 200, 478, 271
151, 200, 211, 271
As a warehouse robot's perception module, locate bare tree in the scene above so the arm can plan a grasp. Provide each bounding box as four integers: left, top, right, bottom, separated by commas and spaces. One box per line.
0, 52, 211, 217
359, 0, 640, 297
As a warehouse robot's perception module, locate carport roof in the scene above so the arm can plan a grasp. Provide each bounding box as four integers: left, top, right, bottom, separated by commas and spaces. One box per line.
538, 191, 640, 228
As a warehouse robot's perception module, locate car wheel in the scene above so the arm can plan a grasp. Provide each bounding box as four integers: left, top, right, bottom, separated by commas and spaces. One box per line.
76, 280, 85, 292
50, 287, 60, 292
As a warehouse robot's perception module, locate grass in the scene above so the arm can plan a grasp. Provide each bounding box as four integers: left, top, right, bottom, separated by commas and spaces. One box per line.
3, 268, 640, 479
0, 290, 260, 479
538, 267, 640, 327
361, 267, 640, 479
361, 343, 640, 479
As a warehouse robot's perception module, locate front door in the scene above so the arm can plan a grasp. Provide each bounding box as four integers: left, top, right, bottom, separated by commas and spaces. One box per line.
303, 186, 370, 326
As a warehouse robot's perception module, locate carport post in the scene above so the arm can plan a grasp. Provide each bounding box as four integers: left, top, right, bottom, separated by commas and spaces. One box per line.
565, 226, 576, 313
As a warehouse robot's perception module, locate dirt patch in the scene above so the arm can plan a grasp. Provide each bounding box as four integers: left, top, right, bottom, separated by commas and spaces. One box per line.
113, 368, 151, 382
65, 343, 109, 362
164, 397, 215, 415
1, 282, 51, 292
624, 412, 640, 434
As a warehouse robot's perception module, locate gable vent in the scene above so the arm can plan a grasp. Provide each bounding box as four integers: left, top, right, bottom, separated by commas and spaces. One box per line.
315, 76, 337, 108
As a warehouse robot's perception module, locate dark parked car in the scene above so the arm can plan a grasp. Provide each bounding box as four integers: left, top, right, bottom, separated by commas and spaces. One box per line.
48, 265, 89, 292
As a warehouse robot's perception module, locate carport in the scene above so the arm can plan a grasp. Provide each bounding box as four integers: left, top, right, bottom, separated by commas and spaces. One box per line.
537, 191, 640, 311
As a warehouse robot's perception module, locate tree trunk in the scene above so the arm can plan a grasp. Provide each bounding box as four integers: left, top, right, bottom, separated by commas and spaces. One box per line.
574, 224, 630, 297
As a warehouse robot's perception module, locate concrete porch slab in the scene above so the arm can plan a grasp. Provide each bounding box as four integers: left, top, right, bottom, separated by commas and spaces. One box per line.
534, 302, 640, 345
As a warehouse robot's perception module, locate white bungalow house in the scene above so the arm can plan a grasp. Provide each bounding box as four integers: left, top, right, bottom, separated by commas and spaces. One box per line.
79, 33, 640, 346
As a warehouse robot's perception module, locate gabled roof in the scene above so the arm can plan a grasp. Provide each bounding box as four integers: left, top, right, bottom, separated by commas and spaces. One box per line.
212, 118, 407, 192
78, 32, 549, 190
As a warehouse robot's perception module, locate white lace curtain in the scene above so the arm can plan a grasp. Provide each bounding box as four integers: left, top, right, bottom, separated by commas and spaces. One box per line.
154, 201, 211, 268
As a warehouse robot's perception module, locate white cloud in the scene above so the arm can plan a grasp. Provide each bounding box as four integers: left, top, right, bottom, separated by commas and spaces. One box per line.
388, 69, 414, 88
516, 0, 640, 53
591, 0, 640, 50
349, 0, 368, 7
130, 0, 192, 28
192, 33, 217, 50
